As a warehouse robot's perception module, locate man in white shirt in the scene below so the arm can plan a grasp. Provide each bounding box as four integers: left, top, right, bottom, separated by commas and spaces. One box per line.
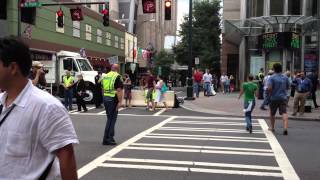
260, 70, 273, 110
202, 70, 212, 96
0, 37, 79, 179
220, 73, 228, 94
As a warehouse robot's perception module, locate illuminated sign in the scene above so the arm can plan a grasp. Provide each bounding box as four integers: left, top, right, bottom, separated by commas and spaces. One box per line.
258, 32, 300, 50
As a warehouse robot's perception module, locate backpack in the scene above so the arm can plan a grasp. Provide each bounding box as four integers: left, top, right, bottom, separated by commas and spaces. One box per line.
161, 83, 168, 93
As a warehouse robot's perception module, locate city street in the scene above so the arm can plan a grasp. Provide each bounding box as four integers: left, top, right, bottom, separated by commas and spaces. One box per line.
70, 105, 320, 180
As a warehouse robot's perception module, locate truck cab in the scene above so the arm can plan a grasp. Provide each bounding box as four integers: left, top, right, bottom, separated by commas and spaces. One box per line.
57, 51, 97, 103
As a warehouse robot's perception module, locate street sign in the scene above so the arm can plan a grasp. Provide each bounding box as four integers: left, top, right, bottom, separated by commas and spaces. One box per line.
21, 2, 42, 8
195, 57, 199, 65
158, 66, 162, 76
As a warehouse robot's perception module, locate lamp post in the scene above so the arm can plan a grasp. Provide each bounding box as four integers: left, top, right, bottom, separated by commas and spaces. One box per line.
185, 0, 195, 100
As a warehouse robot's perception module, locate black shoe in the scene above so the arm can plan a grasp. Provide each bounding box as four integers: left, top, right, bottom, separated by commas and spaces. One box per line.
102, 141, 117, 145
283, 130, 288, 135
246, 127, 249, 131
249, 129, 252, 134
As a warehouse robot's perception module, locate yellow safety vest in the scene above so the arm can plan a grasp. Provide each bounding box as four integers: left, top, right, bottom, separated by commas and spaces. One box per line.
102, 71, 121, 97
63, 75, 74, 88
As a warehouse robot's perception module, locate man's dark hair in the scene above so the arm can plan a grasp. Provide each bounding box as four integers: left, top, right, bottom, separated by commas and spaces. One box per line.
273, 63, 282, 73
0, 37, 31, 77
248, 74, 254, 81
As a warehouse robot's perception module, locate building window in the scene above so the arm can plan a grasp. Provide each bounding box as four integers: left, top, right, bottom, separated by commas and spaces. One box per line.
114, 35, 119, 48
106, 32, 112, 46
73, 21, 80, 38
270, 0, 284, 15
86, 24, 92, 41
97, 29, 102, 44
246, 0, 264, 18
288, 0, 301, 15
120, 38, 125, 50
0, 0, 7, 19
21, 7, 36, 24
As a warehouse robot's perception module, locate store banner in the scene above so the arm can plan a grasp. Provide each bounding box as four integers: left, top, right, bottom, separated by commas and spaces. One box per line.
304, 54, 318, 73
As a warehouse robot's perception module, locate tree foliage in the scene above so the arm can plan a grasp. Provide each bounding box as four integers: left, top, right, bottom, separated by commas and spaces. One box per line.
173, 0, 221, 72
153, 49, 174, 77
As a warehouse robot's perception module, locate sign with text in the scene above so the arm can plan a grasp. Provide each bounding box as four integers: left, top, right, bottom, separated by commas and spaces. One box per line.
258, 32, 301, 50
195, 57, 199, 65
142, 0, 156, 13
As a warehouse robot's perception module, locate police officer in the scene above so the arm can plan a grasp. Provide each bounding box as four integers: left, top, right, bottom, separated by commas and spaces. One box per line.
101, 64, 123, 145
62, 70, 75, 111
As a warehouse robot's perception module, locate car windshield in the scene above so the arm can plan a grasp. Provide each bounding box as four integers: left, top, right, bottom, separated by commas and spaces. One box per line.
77, 59, 93, 71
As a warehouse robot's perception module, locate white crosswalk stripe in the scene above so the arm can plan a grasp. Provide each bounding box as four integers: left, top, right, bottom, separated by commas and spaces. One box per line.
77, 115, 299, 180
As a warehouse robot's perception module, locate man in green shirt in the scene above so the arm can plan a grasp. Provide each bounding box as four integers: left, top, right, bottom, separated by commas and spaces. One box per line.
238, 74, 258, 133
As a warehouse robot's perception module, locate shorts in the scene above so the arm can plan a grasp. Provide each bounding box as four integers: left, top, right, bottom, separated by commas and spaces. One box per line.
146, 88, 154, 101
269, 100, 287, 116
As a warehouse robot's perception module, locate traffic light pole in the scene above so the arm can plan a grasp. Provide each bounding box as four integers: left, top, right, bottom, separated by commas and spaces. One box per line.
185, 0, 194, 100
17, 1, 106, 37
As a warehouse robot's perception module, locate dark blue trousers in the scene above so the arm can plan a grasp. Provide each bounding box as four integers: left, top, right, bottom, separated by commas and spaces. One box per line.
64, 89, 73, 110
103, 96, 118, 143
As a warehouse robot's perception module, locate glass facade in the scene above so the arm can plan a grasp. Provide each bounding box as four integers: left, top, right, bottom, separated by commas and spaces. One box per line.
246, 0, 264, 18
288, 0, 301, 15
270, 0, 284, 15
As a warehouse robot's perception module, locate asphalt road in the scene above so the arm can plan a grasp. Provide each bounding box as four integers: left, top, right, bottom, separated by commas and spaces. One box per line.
68, 105, 320, 180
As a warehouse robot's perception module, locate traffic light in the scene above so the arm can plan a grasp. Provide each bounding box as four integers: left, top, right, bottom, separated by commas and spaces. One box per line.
164, 0, 171, 20
102, 9, 109, 26
57, 9, 64, 28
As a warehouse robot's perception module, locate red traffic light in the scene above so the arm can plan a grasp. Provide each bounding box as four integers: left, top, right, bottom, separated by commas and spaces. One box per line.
57, 9, 63, 17
165, 0, 171, 7
70, 8, 83, 21
102, 9, 109, 15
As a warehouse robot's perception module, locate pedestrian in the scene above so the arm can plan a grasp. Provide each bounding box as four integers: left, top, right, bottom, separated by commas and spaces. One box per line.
203, 69, 212, 97
292, 71, 313, 116
0, 37, 78, 179
62, 70, 75, 111
257, 68, 265, 99
29, 61, 47, 90
229, 75, 235, 93
100, 64, 123, 145
307, 70, 319, 108
260, 70, 274, 110
220, 73, 228, 94
238, 74, 258, 133
75, 74, 88, 112
145, 70, 156, 111
268, 63, 290, 135
193, 69, 202, 98
153, 76, 168, 110
225, 76, 230, 94
94, 71, 103, 108
123, 73, 132, 108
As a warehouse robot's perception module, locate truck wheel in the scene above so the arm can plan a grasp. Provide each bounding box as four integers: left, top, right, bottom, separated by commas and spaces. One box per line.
83, 83, 95, 104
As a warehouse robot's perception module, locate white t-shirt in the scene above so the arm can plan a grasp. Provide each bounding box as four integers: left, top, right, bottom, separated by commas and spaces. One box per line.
203, 73, 212, 83
220, 75, 228, 83
0, 81, 79, 179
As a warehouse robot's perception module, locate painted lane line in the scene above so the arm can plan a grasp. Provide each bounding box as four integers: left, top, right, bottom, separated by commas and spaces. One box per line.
77, 116, 177, 178
131, 143, 273, 152
148, 133, 268, 140
258, 119, 300, 180
106, 157, 281, 171
124, 147, 274, 156
153, 108, 167, 116
180, 105, 193, 111
97, 110, 106, 115
144, 136, 269, 143
160, 126, 257, 131
158, 127, 264, 134
100, 163, 283, 177
169, 121, 260, 126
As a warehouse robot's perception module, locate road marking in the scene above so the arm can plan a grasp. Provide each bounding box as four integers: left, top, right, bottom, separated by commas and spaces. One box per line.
131, 143, 273, 152
106, 157, 280, 171
180, 104, 193, 111
148, 133, 267, 140
99, 163, 283, 177
69, 107, 96, 114
77, 116, 177, 178
169, 121, 260, 126
124, 146, 274, 156
258, 119, 300, 180
153, 108, 166, 116
144, 135, 269, 143
97, 110, 106, 115
159, 127, 264, 134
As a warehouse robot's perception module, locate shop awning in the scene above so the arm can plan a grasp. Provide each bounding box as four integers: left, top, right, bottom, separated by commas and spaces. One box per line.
224, 15, 320, 45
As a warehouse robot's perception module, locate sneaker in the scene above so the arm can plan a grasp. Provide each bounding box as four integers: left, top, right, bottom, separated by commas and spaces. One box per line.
102, 141, 117, 145
283, 130, 288, 135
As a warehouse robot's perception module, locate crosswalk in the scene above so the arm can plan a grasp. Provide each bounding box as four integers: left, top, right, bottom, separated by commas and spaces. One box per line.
77, 115, 299, 180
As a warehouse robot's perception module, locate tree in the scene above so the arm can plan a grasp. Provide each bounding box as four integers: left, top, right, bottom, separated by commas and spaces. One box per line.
173, 0, 221, 72
153, 49, 174, 78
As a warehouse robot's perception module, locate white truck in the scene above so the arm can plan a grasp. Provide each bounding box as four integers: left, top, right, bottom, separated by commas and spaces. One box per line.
41, 50, 98, 103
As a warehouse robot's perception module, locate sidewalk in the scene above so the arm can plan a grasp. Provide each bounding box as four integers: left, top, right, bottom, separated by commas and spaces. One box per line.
182, 92, 320, 121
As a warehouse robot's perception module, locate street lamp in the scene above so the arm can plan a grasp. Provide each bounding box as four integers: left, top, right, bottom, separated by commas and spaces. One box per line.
185, 0, 194, 100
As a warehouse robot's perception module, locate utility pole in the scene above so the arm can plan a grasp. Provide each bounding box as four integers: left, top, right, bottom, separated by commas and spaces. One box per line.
17, 0, 21, 37
185, 0, 194, 100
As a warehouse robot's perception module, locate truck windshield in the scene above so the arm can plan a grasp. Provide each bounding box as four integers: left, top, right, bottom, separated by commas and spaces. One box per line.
77, 59, 93, 71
